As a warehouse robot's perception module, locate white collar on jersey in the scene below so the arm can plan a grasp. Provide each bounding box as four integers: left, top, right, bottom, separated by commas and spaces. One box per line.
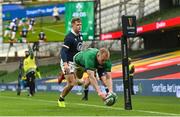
71, 29, 79, 36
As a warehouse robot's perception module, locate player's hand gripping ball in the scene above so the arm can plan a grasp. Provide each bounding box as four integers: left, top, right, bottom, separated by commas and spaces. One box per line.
104, 92, 118, 106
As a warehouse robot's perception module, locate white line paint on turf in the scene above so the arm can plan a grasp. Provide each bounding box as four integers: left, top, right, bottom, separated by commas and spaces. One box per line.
0, 95, 179, 116
42, 27, 65, 36
73, 103, 180, 116
45, 24, 64, 28
36, 24, 64, 28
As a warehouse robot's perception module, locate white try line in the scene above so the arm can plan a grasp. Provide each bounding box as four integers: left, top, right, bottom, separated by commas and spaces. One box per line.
43, 27, 65, 36
42, 27, 65, 36
36, 24, 64, 28
35, 23, 65, 36
0, 95, 179, 116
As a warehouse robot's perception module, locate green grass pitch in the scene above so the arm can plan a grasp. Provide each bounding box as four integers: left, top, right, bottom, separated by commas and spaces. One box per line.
3, 16, 65, 43
0, 91, 180, 116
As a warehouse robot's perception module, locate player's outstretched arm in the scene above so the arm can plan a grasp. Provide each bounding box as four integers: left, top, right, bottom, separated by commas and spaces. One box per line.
105, 72, 113, 93
87, 70, 106, 100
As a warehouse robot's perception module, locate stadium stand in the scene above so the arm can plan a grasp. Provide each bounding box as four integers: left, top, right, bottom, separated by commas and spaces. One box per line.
0, 0, 160, 59
95, 0, 159, 34
0, 43, 62, 63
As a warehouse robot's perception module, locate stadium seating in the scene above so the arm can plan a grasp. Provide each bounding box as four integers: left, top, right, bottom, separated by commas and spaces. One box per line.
0, 43, 62, 63
0, 0, 160, 59
95, 0, 159, 34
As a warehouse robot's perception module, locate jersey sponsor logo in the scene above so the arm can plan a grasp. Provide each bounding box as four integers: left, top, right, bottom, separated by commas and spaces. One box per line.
77, 42, 82, 51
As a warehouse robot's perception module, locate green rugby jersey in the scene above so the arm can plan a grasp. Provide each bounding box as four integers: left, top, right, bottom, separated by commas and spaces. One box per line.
74, 48, 112, 71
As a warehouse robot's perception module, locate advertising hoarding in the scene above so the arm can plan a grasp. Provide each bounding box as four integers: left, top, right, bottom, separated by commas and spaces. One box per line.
65, 1, 94, 41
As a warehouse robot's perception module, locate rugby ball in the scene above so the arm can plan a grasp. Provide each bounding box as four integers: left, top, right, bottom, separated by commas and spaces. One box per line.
104, 92, 117, 106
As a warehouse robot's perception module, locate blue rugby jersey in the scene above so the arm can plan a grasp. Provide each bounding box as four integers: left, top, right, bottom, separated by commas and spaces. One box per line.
60, 31, 83, 62
21, 28, 28, 38
12, 24, 18, 32
30, 18, 35, 26
39, 32, 46, 40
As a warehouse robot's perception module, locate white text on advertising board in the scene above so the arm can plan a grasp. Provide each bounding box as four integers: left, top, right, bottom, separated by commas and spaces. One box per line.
156, 22, 166, 29
152, 84, 180, 93
72, 12, 86, 17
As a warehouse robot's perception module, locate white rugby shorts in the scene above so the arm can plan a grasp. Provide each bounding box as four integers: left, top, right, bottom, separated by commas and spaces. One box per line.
60, 59, 76, 74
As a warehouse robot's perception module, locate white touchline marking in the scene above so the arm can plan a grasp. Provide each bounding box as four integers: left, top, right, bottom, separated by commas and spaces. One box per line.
0, 95, 179, 116
42, 27, 65, 36
36, 24, 64, 28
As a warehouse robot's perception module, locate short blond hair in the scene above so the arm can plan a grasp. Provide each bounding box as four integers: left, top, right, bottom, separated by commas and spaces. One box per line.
71, 17, 81, 24
98, 48, 110, 59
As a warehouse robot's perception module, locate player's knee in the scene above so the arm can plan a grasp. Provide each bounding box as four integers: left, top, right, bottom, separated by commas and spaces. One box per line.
68, 80, 76, 87
69, 83, 75, 87
84, 79, 90, 86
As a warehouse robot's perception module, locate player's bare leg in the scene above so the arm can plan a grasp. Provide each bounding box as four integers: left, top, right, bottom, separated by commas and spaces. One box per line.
57, 72, 65, 84
60, 74, 76, 98
58, 74, 76, 107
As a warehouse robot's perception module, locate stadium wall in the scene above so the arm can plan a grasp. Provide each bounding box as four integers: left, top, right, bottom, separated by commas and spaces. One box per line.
0, 79, 180, 97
